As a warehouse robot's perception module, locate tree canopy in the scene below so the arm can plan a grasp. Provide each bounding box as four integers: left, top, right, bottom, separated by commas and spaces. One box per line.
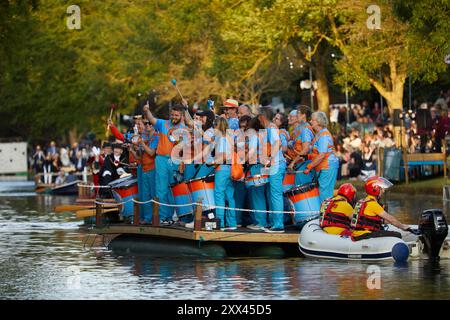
0, 0, 448, 144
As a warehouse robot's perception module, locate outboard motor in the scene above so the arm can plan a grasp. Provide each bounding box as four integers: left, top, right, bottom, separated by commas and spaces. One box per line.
418, 209, 448, 261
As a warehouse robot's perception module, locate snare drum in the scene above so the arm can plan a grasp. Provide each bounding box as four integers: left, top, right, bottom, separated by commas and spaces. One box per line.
170, 181, 194, 217
187, 174, 215, 212
108, 175, 138, 217
284, 182, 320, 224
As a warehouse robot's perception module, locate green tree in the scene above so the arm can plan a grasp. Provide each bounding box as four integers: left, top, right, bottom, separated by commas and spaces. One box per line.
325, 0, 449, 143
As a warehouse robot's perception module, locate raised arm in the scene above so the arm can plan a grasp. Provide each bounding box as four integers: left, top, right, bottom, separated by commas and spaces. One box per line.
142, 101, 157, 126
181, 99, 194, 128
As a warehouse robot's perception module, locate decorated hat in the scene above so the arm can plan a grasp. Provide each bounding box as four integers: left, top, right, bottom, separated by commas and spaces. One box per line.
112, 143, 124, 150
222, 98, 239, 108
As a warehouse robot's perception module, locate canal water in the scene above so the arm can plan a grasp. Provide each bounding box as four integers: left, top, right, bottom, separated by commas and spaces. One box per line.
0, 183, 449, 300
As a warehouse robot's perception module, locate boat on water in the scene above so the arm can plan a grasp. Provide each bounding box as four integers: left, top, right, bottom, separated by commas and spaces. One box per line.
36, 180, 81, 195
50, 180, 81, 195
298, 209, 450, 262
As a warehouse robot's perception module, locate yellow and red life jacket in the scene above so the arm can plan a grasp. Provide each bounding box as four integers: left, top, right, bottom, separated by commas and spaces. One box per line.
319, 196, 351, 229
350, 198, 383, 232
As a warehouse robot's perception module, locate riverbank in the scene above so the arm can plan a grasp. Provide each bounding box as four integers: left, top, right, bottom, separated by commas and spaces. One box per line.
336, 176, 447, 195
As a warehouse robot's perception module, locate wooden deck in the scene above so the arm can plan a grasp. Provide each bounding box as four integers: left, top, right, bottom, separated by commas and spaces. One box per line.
90, 224, 300, 244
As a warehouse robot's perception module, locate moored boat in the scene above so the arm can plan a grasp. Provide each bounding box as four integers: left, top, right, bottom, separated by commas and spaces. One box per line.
51, 180, 81, 195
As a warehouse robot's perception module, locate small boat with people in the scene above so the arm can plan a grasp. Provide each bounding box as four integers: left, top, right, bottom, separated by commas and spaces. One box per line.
298, 177, 450, 262
299, 211, 450, 262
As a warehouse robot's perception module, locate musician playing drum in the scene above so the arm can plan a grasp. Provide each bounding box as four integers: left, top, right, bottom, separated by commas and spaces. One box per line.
143, 102, 186, 224
287, 105, 315, 185
303, 111, 339, 202
130, 120, 159, 224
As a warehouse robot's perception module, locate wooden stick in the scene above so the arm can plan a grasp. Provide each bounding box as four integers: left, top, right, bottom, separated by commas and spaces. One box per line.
105, 107, 114, 136
77, 207, 118, 219
54, 204, 118, 213
175, 85, 184, 100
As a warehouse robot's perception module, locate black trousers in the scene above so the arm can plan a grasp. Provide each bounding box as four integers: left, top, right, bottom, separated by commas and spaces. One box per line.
353, 230, 402, 241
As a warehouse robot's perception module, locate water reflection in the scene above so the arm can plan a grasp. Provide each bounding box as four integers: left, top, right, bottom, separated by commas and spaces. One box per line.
0, 192, 449, 299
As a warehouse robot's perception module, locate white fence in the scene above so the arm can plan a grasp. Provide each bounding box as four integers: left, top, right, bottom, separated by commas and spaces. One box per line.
0, 142, 28, 174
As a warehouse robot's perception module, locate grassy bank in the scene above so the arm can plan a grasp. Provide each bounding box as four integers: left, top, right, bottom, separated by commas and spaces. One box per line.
336, 176, 447, 195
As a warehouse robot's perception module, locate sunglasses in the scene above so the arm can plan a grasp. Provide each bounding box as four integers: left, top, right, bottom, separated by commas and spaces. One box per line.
144, 122, 150, 125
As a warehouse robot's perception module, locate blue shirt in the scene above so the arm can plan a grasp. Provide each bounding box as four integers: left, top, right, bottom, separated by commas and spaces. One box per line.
228, 117, 239, 130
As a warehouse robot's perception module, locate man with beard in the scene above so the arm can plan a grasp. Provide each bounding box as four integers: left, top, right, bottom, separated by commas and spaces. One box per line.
143, 102, 186, 224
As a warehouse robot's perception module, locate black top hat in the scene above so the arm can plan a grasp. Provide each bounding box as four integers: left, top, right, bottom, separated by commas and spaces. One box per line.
111, 143, 124, 150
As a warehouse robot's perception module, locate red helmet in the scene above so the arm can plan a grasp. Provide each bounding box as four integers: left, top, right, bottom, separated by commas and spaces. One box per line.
337, 183, 357, 202
365, 176, 393, 197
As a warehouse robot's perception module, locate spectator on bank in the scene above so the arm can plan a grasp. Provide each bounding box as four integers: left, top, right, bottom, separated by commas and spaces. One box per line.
74, 150, 87, 172
32, 145, 45, 175
360, 143, 377, 180
60, 147, 71, 167
47, 141, 57, 156
43, 153, 53, 184
348, 147, 363, 180
337, 106, 348, 129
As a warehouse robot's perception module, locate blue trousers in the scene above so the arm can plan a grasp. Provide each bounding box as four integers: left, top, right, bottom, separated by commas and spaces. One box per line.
268, 163, 286, 229
139, 169, 155, 222
214, 165, 236, 228
155, 155, 175, 221
233, 180, 247, 226
248, 165, 268, 227
317, 166, 338, 203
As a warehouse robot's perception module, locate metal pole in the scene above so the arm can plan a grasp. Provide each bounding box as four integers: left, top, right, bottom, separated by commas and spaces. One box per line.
308, 45, 314, 110
379, 71, 384, 121
345, 72, 349, 125
408, 76, 412, 110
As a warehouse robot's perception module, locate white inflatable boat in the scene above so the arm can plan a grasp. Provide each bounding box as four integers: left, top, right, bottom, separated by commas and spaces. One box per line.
298, 209, 450, 262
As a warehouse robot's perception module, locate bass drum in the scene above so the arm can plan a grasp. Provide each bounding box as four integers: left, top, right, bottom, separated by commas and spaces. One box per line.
187, 174, 215, 213
108, 175, 138, 218
284, 182, 320, 225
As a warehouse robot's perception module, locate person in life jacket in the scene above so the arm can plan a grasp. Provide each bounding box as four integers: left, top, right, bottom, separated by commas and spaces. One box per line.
320, 183, 356, 236
350, 176, 420, 241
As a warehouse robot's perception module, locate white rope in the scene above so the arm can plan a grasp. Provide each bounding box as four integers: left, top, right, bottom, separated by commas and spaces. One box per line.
78, 183, 112, 189
94, 197, 318, 215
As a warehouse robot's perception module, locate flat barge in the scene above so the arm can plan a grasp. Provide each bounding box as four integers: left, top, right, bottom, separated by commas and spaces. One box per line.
83, 198, 302, 258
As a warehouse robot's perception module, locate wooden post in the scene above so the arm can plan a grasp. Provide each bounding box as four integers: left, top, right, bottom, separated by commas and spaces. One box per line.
152, 197, 160, 227
377, 147, 384, 177
133, 198, 140, 226
95, 201, 102, 227
403, 148, 409, 184
194, 197, 203, 231
443, 139, 447, 181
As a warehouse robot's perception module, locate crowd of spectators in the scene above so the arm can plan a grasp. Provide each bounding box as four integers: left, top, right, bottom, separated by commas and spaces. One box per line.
330, 89, 450, 181
30, 141, 92, 185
